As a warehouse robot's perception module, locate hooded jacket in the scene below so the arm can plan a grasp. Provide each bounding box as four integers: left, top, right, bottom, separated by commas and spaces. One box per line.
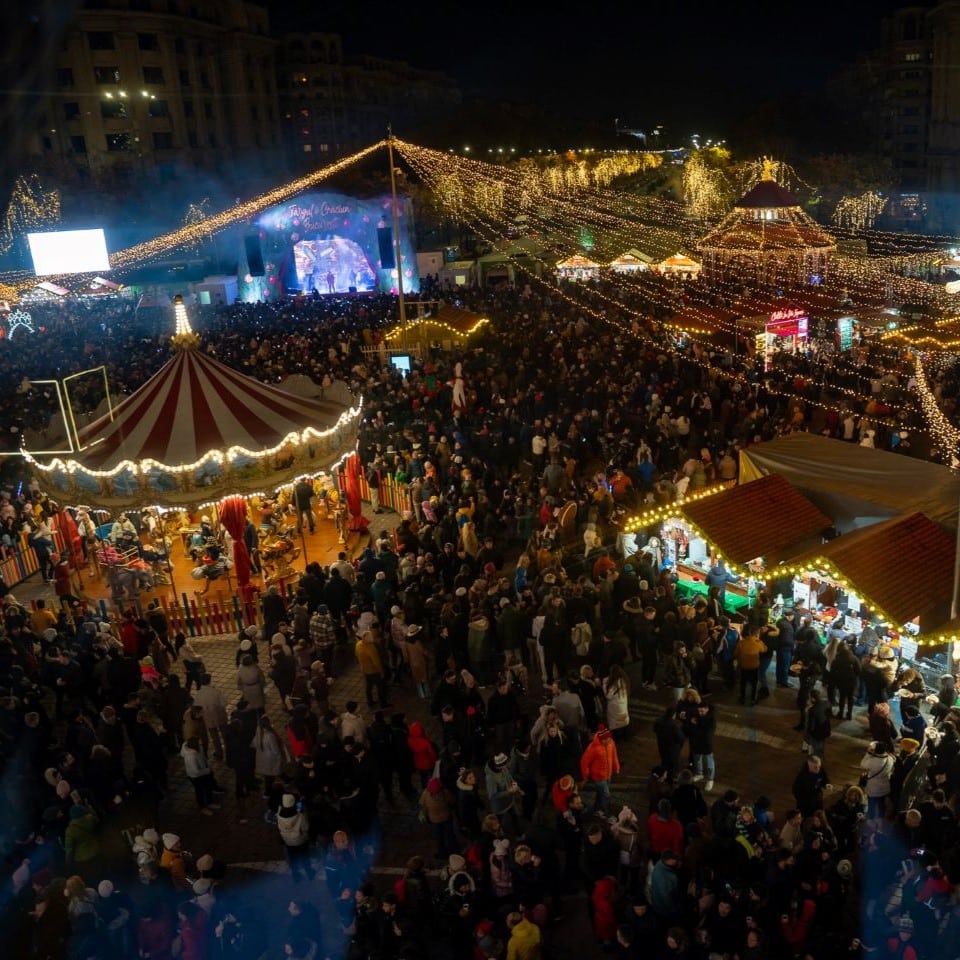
580, 731, 621, 783
277, 808, 310, 847
236, 662, 266, 710
407, 721, 438, 772
506, 916, 542, 960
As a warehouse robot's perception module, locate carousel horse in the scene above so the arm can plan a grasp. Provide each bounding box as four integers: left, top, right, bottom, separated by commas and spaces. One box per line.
260, 533, 301, 584
191, 557, 230, 595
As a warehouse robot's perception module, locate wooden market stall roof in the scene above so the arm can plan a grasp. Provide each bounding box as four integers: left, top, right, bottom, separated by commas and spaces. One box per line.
681, 474, 832, 566
782, 512, 955, 630
383, 303, 489, 343
556, 254, 600, 269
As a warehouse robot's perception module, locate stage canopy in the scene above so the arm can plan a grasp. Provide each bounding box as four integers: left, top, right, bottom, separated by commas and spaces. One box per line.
738, 433, 960, 532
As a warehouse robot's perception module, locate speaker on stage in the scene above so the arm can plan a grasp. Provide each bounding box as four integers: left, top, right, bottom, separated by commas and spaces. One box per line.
244, 234, 265, 276
348, 285, 357, 293
377, 226, 395, 269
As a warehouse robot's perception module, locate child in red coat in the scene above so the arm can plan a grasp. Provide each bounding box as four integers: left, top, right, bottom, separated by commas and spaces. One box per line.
591, 874, 619, 948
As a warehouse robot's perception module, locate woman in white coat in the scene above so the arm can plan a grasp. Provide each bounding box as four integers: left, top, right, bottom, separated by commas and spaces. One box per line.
603, 665, 631, 741
859, 740, 894, 820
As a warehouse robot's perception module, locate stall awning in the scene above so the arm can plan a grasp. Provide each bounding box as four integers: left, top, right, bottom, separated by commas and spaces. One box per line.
738, 433, 960, 532
781, 512, 955, 631
681, 474, 831, 566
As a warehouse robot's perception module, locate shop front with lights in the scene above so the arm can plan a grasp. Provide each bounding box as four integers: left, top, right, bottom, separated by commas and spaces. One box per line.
556, 254, 601, 281
749, 305, 809, 369
619, 474, 832, 614
776, 512, 956, 663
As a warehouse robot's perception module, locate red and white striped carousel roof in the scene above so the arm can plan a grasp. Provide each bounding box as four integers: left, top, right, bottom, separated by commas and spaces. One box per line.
75, 347, 354, 471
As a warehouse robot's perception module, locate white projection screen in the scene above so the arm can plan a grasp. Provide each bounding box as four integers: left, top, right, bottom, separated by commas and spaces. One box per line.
27, 229, 111, 276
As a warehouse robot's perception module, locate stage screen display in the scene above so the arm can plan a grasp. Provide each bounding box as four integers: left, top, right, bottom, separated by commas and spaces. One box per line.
27, 229, 111, 276
248, 192, 419, 301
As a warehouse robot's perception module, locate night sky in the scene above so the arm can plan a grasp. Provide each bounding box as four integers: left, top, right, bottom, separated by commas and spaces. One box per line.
274, 0, 910, 134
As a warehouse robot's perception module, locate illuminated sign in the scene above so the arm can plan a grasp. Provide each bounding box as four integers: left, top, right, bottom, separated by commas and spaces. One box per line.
769, 307, 806, 322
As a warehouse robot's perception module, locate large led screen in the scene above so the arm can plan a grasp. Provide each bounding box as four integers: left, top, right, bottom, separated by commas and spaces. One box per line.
27, 229, 111, 276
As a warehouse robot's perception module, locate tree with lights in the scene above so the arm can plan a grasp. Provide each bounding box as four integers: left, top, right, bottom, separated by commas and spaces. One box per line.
0, 174, 61, 260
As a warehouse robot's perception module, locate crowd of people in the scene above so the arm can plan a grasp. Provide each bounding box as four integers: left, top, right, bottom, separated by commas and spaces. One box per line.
0, 281, 952, 960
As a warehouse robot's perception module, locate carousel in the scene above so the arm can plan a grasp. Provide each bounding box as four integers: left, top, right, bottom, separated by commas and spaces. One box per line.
22, 297, 363, 609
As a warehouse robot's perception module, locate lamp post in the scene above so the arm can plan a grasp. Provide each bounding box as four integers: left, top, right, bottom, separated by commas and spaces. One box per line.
386, 125, 408, 353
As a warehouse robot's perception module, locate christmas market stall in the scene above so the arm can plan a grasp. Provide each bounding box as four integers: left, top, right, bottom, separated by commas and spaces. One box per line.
556, 254, 601, 281
381, 302, 489, 356
619, 474, 832, 612
774, 512, 956, 660
609, 249, 653, 274
652, 252, 702, 280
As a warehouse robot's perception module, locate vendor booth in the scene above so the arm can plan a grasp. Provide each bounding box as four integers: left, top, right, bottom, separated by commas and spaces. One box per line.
749, 304, 809, 369
620, 474, 832, 611
556, 254, 601, 281
382, 302, 489, 354
653, 253, 702, 280
609, 249, 653, 274
775, 512, 955, 659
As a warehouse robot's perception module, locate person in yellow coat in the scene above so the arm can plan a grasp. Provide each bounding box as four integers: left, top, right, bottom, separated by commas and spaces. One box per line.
355, 627, 388, 708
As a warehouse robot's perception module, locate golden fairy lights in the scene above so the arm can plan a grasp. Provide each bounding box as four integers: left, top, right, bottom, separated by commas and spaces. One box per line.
832, 191, 888, 232
913, 353, 960, 456
12, 142, 385, 292
383, 315, 489, 342
621, 484, 731, 534
0, 175, 61, 255
23, 401, 362, 481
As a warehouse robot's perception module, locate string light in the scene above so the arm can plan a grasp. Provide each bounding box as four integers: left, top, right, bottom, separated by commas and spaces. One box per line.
383, 315, 489, 342
12, 142, 386, 292
0, 174, 61, 255
832, 191, 888, 232
621, 484, 731, 534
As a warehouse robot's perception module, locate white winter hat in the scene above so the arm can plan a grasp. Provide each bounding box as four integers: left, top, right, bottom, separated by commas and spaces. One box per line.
162, 832, 180, 850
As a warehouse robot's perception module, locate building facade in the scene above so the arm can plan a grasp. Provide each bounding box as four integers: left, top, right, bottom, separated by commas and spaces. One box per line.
279, 34, 462, 168
32, 0, 283, 181
874, 2, 960, 228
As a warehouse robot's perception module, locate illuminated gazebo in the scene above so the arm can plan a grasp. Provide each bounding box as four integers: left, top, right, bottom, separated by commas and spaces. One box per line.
699, 161, 835, 286
24, 299, 361, 511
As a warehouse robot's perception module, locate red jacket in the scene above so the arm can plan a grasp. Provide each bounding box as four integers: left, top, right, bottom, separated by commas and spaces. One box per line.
407, 721, 438, 772
580, 733, 620, 783
591, 876, 618, 942
646, 814, 684, 857
551, 778, 577, 814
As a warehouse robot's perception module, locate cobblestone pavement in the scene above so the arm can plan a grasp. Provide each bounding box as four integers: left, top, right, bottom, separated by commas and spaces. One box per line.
11, 501, 872, 956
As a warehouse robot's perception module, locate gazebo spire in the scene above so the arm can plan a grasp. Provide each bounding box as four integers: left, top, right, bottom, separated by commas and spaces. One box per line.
761, 157, 775, 182
171, 294, 199, 351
